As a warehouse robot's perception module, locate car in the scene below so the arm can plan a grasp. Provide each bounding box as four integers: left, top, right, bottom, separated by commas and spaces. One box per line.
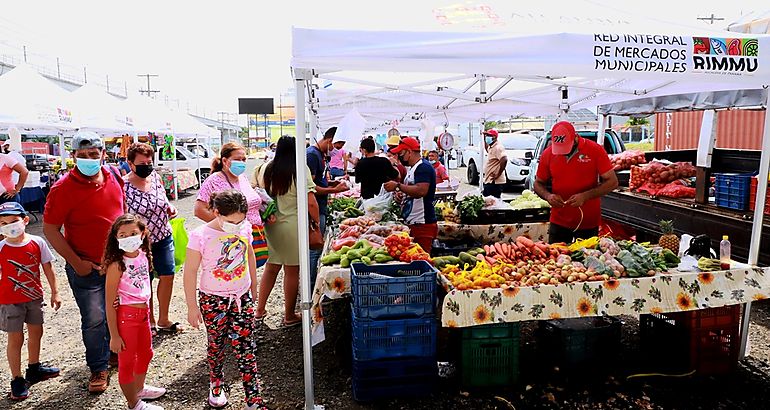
463, 132, 539, 186
524, 129, 625, 189
156, 145, 211, 182
22, 154, 51, 172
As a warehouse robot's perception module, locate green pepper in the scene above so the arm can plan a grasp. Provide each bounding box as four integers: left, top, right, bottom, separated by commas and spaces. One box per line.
340, 256, 350, 268
374, 254, 394, 263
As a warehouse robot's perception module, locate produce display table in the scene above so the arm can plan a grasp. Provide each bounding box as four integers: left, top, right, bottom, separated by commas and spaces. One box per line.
440, 266, 770, 328
158, 169, 198, 199
438, 221, 549, 243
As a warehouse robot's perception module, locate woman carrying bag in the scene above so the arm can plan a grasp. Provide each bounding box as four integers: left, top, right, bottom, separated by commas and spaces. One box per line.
255, 136, 320, 327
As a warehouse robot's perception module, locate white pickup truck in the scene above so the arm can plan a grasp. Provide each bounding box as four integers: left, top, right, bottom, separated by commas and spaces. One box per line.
156, 145, 211, 182
463, 132, 539, 186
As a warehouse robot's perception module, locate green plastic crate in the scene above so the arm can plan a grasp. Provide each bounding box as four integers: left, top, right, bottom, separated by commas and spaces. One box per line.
460, 323, 520, 388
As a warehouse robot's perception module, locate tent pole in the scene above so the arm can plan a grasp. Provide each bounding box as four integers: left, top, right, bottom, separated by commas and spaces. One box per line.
740, 102, 770, 359
196, 135, 202, 188
171, 131, 179, 201
294, 69, 320, 410
596, 114, 607, 147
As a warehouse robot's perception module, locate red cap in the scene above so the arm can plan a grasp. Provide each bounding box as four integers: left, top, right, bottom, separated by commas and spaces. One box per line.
483, 129, 499, 138
550, 121, 577, 155
389, 137, 421, 154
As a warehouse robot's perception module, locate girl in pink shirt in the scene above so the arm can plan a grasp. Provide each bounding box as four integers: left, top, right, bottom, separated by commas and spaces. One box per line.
184, 190, 265, 410
104, 214, 166, 410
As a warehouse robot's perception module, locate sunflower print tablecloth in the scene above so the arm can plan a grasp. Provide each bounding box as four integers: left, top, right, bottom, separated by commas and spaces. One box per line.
441, 267, 770, 328
437, 222, 549, 243
159, 170, 199, 199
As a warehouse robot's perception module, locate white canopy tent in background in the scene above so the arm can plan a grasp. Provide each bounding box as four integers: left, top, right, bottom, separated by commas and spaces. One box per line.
291, 1, 770, 408
728, 9, 770, 34
70, 83, 135, 136
0, 64, 75, 135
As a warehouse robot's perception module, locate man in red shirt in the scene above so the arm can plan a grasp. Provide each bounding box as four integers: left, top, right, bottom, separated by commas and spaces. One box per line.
428, 150, 449, 184
534, 121, 618, 244
43, 131, 125, 394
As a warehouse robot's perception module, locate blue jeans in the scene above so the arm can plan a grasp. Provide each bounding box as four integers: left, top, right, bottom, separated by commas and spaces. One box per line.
0, 194, 20, 205
330, 167, 345, 178
151, 234, 176, 276
65, 264, 110, 372
309, 214, 326, 287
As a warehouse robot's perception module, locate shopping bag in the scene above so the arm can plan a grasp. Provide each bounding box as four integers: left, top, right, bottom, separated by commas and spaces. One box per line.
251, 224, 269, 268
170, 218, 188, 272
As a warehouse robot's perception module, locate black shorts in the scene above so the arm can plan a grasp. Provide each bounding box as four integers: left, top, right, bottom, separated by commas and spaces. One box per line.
548, 223, 599, 245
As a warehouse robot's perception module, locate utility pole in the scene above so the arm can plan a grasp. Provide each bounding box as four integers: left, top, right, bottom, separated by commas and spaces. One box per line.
217, 111, 227, 146
279, 94, 284, 137
697, 13, 725, 24
137, 74, 160, 98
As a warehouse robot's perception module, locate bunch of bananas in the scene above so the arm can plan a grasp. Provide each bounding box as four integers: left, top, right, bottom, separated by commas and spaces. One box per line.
436, 201, 460, 223
697, 257, 721, 271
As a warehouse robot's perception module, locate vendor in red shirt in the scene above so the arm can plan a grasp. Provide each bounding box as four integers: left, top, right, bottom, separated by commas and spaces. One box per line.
43, 131, 125, 394
534, 121, 618, 244
428, 150, 449, 184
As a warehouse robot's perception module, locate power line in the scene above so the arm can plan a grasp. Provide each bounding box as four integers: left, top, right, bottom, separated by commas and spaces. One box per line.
697, 13, 725, 24
137, 73, 160, 98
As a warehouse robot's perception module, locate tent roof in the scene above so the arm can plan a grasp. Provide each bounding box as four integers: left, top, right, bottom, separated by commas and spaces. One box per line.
70, 83, 135, 135
0, 64, 76, 133
292, 1, 770, 130
728, 10, 770, 34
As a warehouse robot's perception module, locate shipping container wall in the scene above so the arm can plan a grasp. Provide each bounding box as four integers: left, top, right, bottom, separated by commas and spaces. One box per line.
654, 110, 765, 151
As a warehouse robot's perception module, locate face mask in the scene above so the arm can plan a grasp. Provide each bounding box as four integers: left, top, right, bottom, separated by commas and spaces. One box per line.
485, 137, 494, 146
0, 220, 25, 238
117, 235, 143, 253
229, 160, 247, 176
133, 164, 154, 179
429, 160, 436, 165
76, 158, 101, 177
221, 218, 244, 234
398, 154, 410, 167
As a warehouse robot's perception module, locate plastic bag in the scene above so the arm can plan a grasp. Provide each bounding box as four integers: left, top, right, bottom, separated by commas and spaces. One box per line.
637, 181, 666, 196
657, 181, 696, 198
584, 256, 614, 276
362, 191, 393, 215
609, 150, 647, 171
170, 218, 188, 272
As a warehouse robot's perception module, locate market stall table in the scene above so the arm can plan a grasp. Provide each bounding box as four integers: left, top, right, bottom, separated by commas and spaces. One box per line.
440, 266, 770, 327
438, 221, 549, 243
158, 169, 198, 199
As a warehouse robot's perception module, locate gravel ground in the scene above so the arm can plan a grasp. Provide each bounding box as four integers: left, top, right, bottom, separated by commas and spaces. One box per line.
1, 167, 770, 409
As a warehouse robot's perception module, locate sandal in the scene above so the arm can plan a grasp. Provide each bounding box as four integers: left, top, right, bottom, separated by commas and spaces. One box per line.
282, 313, 302, 328
157, 322, 183, 334
150, 326, 158, 337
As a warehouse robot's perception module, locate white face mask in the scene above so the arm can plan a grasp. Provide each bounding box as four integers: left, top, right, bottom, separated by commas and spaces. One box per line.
117, 235, 143, 253
0, 220, 25, 238
221, 218, 245, 234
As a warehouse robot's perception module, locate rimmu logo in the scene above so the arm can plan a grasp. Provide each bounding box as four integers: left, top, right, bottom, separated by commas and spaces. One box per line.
553, 135, 566, 143
693, 37, 759, 74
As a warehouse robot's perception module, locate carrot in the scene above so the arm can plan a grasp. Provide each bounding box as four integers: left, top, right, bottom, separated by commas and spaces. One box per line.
516, 236, 535, 248
535, 242, 549, 253
486, 256, 497, 265
502, 243, 511, 258
484, 245, 492, 255
476, 254, 486, 262
494, 243, 504, 256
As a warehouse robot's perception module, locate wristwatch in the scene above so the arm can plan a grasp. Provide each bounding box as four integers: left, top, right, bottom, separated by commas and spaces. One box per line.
395, 183, 402, 192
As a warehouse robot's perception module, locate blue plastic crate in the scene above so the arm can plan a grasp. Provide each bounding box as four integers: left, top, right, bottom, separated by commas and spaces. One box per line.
352, 314, 437, 361
351, 357, 437, 401
350, 261, 437, 320
714, 173, 753, 211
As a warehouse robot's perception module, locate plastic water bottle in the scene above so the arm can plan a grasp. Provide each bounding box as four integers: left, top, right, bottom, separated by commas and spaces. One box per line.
719, 235, 731, 270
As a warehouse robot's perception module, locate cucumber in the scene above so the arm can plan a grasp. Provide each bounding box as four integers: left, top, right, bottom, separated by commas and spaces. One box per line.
458, 252, 477, 266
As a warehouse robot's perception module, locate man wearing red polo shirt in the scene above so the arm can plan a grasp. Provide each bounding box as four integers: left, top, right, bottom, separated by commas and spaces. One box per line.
534, 121, 618, 244
43, 131, 125, 394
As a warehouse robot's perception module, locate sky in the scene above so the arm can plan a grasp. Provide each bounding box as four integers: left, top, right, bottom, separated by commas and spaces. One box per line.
0, 0, 767, 125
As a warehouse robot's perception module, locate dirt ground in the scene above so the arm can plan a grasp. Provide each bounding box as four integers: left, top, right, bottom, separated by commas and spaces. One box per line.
2, 181, 770, 409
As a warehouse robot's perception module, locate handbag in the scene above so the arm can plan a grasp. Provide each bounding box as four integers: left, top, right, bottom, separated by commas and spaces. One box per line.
309, 217, 324, 250
170, 218, 188, 272
251, 224, 269, 268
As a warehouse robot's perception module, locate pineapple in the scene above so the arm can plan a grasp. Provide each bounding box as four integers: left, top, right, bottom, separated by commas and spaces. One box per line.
658, 220, 679, 254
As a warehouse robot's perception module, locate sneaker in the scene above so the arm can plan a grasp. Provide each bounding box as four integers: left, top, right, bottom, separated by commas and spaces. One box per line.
88, 370, 109, 394
137, 384, 167, 400
208, 380, 228, 408
25, 363, 60, 385
131, 399, 164, 410
108, 352, 119, 368
9, 377, 29, 401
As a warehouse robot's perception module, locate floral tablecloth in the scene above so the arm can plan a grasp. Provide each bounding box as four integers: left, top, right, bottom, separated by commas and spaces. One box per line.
438, 222, 549, 243
159, 170, 198, 199
440, 267, 770, 328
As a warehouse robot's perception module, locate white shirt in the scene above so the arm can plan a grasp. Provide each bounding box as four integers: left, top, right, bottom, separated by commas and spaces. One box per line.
8, 151, 25, 185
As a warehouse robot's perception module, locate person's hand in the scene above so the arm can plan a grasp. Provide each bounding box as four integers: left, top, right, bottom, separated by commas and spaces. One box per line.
168, 205, 178, 219
112, 296, 120, 310
546, 193, 566, 208
565, 192, 590, 208
187, 305, 203, 329
2, 189, 18, 199
383, 181, 399, 192
73, 258, 100, 276
265, 215, 277, 225
109, 335, 125, 353
50, 292, 62, 311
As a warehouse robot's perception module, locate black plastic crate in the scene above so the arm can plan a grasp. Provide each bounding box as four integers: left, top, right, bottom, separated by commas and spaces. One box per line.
351, 357, 437, 401
537, 317, 621, 374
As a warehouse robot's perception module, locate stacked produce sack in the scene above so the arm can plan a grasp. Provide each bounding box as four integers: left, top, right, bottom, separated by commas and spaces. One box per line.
629, 160, 697, 198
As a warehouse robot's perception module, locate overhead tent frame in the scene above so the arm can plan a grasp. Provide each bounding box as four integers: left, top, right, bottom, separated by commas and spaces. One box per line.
293, 23, 770, 409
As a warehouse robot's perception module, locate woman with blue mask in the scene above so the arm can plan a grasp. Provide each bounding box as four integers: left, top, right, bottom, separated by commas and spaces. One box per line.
195, 142, 273, 270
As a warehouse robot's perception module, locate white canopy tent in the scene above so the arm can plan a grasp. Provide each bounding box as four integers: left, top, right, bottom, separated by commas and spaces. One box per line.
70, 83, 135, 136
0, 64, 75, 135
728, 10, 770, 34
291, 3, 770, 408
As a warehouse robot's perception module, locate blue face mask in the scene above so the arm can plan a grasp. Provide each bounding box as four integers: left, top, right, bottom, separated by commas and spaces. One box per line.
76, 158, 101, 176
229, 160, 247, 176
429, 160, 437, 165
485, 136, 494, 145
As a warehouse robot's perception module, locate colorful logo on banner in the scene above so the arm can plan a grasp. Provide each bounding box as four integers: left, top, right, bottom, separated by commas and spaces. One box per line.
693, 37, 759, 74
57, 108, 72, 123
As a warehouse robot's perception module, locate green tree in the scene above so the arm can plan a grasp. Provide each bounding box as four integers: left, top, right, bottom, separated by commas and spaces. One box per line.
626, 117, 650, 126
484, 121, 499, 131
